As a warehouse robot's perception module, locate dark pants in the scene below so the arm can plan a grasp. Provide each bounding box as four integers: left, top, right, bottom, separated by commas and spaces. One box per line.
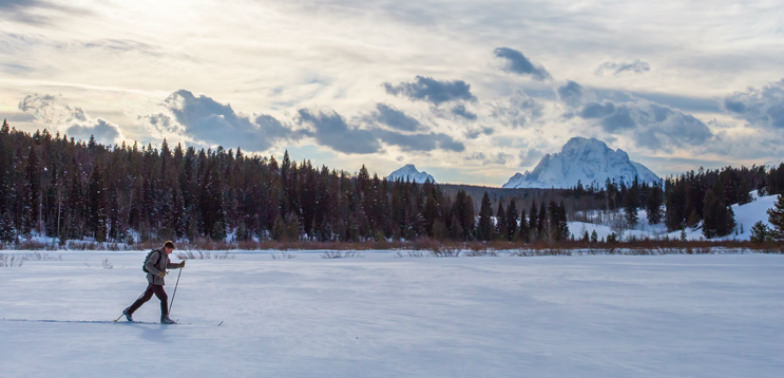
127, 283, 168, 317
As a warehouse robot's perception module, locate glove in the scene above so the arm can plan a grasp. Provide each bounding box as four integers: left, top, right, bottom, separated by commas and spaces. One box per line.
157, 271, 167, 278
179, 261, 186, 268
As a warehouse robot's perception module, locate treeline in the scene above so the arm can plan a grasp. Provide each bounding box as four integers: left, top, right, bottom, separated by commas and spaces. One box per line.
0, 121, 569, 245
664, 165, 784, 238
1, 120, 782, 246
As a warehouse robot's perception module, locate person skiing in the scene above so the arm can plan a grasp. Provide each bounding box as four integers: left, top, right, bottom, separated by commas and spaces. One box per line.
122, 241, 185, 324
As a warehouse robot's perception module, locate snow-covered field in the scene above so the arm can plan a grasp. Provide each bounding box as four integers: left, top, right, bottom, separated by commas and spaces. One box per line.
2, 250, 783, 377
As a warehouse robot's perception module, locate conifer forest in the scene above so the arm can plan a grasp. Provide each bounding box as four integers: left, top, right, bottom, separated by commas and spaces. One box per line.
0, 120, 782, 246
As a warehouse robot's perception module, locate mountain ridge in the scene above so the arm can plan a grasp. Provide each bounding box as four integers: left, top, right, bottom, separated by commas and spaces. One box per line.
503, 137, 660, 189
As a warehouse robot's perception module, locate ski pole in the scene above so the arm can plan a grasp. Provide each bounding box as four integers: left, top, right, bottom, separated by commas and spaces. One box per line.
168, 265, 183, 314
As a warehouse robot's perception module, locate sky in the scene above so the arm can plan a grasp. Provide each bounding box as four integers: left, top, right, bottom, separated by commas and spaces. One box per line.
1, 0, 783, 186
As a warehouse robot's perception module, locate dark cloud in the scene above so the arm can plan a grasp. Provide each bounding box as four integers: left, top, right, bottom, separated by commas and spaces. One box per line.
451, 104, 477, 121
493, 47, 550, 80
628, 90, 721, 113
372, 129, 465, 152
631, 106, 712, 151
723, 78, 784, 129
1, 0, 86, 25
580, 102, 615, 118
560, 83, 713, 151
165, 89, 304, 151
490, 91, 543, 128
600, 106, 635, 132
557, 81, 583, 107
383, 76, 476, 105
66, 119, 120, 146
465, 152, 512, 165
297, 109, 380, 154
595, 59, 651, 76
369, 103, 421, 131
465, 127, 494, 139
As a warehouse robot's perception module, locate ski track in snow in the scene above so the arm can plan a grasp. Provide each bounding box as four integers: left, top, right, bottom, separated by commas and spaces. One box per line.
1, 251, 782, 377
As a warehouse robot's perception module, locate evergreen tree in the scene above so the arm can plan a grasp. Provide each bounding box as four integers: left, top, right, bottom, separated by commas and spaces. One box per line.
702, 188, 735, 238
528, 202, 538, 241
495, 201, 507, 240
623, 179, 638, 227
87, 163, 107, 242
518, 208, 528, 242
505, 200, 518, 241
646, 185, 663, 225
477, 192, 493, 241
749, 221, 770, 243
767, 193, 784, 241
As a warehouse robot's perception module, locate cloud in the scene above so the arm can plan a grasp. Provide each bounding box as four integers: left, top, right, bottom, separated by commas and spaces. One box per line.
19, 93, 87, 124
1, 0, 85, 25
589, 103, 712, 150
17, 93, 122, 144
66, 119, 120, 146
519, 148, 543, 167
493, 47, 550, 80
490, 90, 543, 128
559, 82, 713, 151
465, 152, 512, 165
139, 113, 182, 135
723, 78, 784, 129
600, 106, 636, 132
451, 104, 477, 121
164, 89, 305, 152
368, 103, 421, 131
558, 81, 583, 108
595, 59, 651, 76
580, 102, 616, 119
465, 126, 494, 139
383, 76, 477, 105
372, 128, 465, 152
297, 109, 380, 154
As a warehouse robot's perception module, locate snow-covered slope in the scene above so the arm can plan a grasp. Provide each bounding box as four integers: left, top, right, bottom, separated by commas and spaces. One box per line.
570, 190, 780, 241
387, 164, 435, 183
504, 137, 660, 189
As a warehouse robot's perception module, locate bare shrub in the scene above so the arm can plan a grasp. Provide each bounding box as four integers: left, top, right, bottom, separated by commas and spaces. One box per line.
321, 251, 362, 259
431, 248, 461, 257
0, 254, 24, 267
176, 250, 234, 260
270, 252, 296, 260
395, 250, 427, 258
464, 249, 498, 257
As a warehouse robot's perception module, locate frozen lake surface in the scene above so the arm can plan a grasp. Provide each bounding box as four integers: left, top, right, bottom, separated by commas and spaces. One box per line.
1, 250, 782, 377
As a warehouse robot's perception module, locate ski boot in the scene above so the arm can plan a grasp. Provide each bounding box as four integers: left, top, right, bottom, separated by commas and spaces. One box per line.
122, 308, 133, 322
161, 316, 176, 324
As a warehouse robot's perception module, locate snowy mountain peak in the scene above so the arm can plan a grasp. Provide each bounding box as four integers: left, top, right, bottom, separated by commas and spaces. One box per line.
387, 164, 435, 184
503, 137, 660, 189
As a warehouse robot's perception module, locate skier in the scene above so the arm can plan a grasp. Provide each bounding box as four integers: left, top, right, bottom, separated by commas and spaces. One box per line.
122, 241, 185, 324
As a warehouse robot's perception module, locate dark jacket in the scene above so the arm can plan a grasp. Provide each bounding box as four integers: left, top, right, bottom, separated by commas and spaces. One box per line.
144, 249, 180, 285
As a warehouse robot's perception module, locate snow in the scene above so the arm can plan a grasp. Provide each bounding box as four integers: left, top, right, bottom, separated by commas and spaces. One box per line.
730, 191, 779, 239
2, 250, 783, 377
570, 191, 781, 241
386, 164, 435, 184
503, 137, 660, 189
